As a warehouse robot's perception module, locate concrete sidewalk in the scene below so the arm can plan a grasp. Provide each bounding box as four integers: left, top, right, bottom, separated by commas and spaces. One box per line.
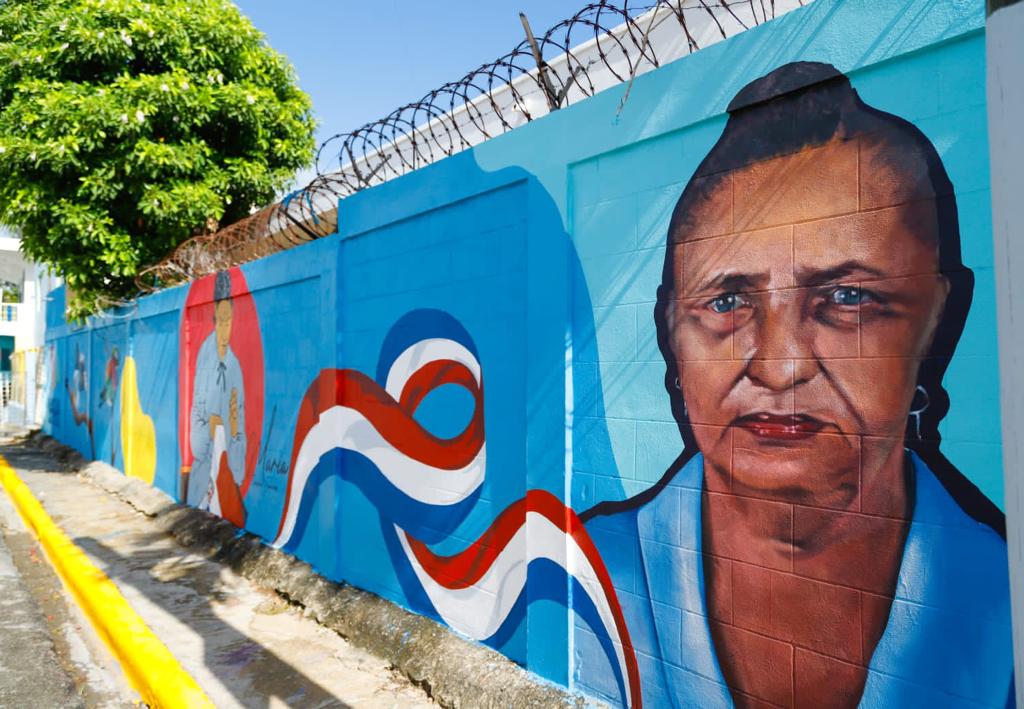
0, 438, 435, 709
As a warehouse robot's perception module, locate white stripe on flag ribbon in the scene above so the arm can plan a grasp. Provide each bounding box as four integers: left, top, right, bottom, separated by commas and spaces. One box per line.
270, 335, 634, 707
397, 512, 633, 708
271, 404, 485, 547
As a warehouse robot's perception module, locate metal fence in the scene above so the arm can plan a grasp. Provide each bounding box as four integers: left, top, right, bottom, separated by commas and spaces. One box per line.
137, 0, 806, 292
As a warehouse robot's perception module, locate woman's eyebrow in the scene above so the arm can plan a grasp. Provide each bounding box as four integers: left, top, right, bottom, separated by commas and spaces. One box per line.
796, 260, 886, 287
696, 271, 767, 294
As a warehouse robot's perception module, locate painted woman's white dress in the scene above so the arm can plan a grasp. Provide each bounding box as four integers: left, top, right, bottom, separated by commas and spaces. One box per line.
187, 333, 246, 507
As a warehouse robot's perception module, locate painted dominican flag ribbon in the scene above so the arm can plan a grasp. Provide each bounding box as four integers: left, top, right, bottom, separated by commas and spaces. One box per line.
271, 310, 641, 708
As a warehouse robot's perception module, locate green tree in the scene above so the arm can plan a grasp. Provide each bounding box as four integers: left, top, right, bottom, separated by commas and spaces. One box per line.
0, 0, 315, 315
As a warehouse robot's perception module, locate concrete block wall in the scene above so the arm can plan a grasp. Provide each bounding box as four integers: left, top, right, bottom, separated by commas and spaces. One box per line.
44, 1, 1014, 706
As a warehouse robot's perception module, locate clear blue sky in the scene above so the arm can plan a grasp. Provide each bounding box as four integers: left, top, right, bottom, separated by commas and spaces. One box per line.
232, 1, 595, 168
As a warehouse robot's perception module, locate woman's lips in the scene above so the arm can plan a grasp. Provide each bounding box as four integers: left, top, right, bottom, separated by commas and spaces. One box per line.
733, 413, 826, 441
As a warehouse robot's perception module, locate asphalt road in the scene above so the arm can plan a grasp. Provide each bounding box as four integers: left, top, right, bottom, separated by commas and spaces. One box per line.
0, 484, 134, 708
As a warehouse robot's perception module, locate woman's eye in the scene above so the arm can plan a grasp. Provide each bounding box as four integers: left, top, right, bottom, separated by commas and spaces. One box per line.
708, 293, 743, 313
829, 286, 868, 306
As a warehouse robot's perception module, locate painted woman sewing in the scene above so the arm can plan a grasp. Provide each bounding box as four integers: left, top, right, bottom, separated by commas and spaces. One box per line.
185, 269, 247, 525
583, 62, 1012, 708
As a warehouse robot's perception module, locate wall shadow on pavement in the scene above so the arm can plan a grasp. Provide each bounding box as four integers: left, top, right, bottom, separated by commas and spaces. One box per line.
72, 531, 355, 709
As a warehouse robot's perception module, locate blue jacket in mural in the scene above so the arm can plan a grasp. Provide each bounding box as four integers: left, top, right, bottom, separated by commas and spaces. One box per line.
187, 333, 246, 506
582, 451, 1013, 708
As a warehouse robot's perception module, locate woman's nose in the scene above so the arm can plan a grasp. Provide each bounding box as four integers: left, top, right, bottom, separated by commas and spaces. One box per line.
743, 291, 816, 391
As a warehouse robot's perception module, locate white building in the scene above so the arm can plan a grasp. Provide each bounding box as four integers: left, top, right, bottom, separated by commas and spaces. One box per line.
0, 230, 57, 425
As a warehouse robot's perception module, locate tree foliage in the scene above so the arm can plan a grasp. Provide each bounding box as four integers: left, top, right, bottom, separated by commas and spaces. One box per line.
0, 0, 315, 315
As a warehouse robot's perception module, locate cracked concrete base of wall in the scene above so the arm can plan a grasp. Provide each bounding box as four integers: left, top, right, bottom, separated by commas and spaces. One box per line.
24, 431, 599, 709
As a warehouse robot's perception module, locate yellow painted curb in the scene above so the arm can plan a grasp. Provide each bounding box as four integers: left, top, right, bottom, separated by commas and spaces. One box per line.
0, 453, 214, 709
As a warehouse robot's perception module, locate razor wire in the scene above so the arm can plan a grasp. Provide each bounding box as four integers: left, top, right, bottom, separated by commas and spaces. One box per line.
137, 0, 805, 292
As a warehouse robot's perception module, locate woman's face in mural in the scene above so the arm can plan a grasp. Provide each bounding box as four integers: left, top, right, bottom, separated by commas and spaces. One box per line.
667, 138, 950, 505
215, 298, 233, 359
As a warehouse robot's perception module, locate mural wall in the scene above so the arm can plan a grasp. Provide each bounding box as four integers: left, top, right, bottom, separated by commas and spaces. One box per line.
43, 1, 1012, 706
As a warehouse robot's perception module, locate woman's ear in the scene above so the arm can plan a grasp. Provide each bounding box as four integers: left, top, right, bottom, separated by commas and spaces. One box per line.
654, 285, 676, 346
923, 273, 952, 356
938, 272, 951, 303
663, 299, 676, 335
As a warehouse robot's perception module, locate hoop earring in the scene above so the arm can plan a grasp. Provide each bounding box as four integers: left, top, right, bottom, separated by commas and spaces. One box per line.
909, 384, 930, 440
674, 376, 681, 390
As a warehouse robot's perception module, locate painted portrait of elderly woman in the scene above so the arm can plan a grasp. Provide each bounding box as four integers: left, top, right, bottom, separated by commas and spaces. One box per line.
582, 62, 1013, 708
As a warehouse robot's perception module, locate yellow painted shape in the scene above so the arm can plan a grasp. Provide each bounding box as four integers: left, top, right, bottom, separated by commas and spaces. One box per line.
0, 454, 214, 709
120, 355, 156, 484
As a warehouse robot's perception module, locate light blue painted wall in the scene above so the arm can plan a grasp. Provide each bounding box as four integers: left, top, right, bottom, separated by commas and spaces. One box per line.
43, 1, 1010, 706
